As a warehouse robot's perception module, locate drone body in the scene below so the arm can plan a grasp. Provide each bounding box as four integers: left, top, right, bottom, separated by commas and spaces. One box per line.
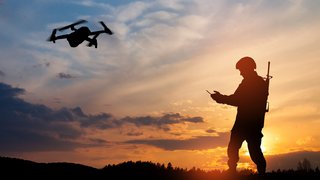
47, 20, 113, 48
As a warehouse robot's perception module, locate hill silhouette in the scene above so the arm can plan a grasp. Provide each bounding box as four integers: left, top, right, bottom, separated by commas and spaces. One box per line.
1, 156, 319, 180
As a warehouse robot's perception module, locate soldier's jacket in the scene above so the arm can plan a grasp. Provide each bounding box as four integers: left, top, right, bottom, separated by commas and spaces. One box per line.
218, 71, 268, 132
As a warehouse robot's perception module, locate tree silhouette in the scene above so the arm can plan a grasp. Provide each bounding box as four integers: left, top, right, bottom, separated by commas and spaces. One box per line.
297, 158, 312, 172
1, 156, 320, 180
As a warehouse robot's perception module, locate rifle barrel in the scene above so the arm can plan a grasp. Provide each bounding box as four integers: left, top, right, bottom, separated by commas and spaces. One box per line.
267, 61, 270, 78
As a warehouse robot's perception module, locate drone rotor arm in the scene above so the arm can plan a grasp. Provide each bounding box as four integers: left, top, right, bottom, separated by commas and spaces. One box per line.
99, 21, 113, 35
57, 19, 87, 31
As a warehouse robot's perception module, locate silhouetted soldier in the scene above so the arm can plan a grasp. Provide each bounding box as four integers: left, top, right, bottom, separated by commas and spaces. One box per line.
211, 57, 267, 174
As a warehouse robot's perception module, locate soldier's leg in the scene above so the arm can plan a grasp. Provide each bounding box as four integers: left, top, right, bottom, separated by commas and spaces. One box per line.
227, 131, 244, 172
247, 132, 266, 174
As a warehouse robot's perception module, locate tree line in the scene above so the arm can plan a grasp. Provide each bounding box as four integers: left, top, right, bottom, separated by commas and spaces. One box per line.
0, 156, 319, 180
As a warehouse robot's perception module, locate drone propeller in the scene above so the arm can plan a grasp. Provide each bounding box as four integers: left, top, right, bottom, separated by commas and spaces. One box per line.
47, 29, 57, 43
57, 19, 87, 31
99, 21, 113, 35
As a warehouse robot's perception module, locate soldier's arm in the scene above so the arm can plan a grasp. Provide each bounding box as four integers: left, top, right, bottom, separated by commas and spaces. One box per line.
211, 85, 242, 106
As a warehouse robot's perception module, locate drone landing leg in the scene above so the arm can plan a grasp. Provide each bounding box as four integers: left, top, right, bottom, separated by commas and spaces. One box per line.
86, 37, 98, 48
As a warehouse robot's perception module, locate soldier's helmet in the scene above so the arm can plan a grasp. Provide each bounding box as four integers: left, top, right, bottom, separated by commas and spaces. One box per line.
236, 56, 256, 70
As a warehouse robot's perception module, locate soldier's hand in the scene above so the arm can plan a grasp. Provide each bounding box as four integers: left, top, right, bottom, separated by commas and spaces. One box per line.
213, 91, 221, 95
211, 91, 223, 103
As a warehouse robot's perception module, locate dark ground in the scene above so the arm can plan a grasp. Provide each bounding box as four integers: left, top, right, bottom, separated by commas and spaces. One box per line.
1, 156, 319, 180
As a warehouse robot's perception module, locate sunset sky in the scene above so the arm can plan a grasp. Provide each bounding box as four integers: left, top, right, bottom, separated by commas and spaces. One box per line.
1, 0, 320, 171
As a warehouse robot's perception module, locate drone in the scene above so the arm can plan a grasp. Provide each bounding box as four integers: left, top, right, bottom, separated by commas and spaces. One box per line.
47, 20, 113, 48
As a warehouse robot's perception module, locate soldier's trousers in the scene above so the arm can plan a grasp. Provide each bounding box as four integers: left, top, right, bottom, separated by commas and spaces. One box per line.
227, 130, 266, 174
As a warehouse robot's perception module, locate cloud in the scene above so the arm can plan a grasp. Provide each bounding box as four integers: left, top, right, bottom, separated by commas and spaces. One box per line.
266, 151, 320, 171
0, 129, 84, 152
33, 62, 50, 68
126, 132, 229, 150
116, 1, 150, 22
120, 113, 203, 131
0, 82, 25, 98
57, 72, 77, 79
206, 129, 216, 133
0, 70, 5, 77
79, 111, 203, 131
126, 131, 143, 137
240, 151, 320, 171
0, 82, 112, 152
78, 110, 115, 129
0, 82, 205, 152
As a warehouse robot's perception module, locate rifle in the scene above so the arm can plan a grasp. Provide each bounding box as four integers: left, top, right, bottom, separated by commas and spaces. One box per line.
265, 61, 272, 112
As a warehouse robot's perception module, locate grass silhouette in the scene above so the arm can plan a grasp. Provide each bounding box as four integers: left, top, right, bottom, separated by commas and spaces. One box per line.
1, 156, 319, 179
